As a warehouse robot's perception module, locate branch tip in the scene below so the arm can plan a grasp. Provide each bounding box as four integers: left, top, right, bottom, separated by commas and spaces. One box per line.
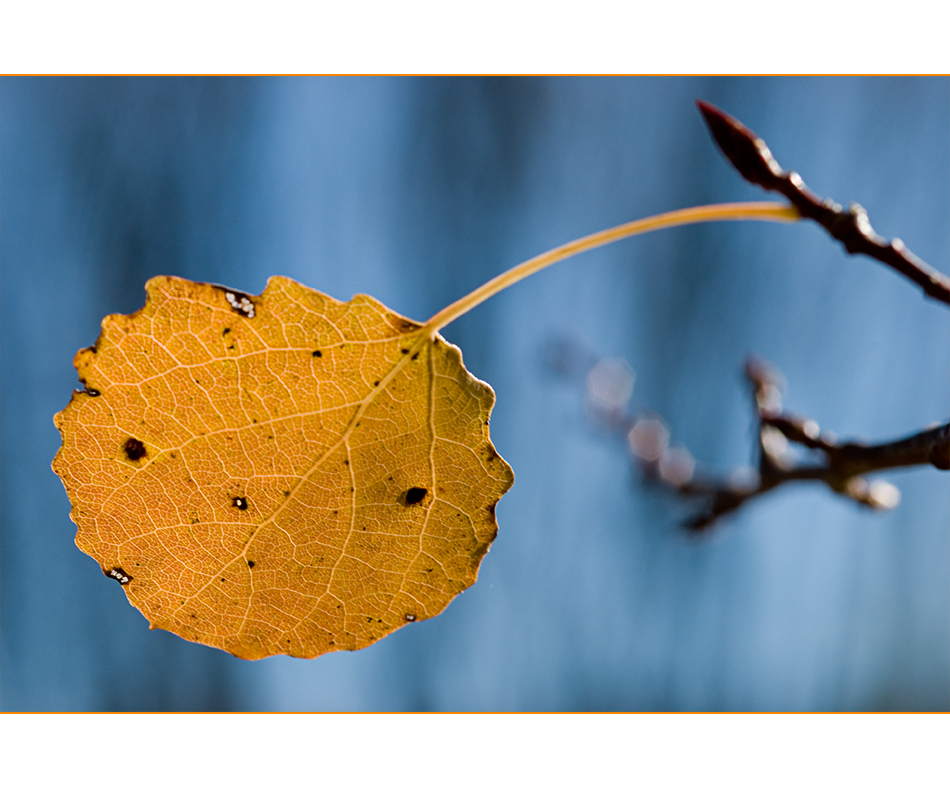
696, 100, 784, 189
696, 99, 950, 305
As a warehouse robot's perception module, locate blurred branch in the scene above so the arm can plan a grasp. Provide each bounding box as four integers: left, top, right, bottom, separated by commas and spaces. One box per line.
547, 340, 949, 532
676, 356, 950, 531
696, 100, 950, 307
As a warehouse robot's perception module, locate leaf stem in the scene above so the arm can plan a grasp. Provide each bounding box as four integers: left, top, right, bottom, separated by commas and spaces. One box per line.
423, 201, 801, 335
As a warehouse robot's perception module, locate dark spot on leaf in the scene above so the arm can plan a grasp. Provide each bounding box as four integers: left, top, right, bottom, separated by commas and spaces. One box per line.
123, 438, 147, 461
470, 536, 494, 564
401, 348, 410, 355
220, 577, 226, 582
410, 352, 419, 361
212, 285, 257, 318
404, 613, 416, 622
283, 490, 290, 497
402, 487, 428, 506
247, 560, 256, 568
344, 459, 349, 465
487, 502, 497, 517
312, 350, 322, 357
105, 567, 132, 585
387, 315, 419, 333
223, 327, 232, 336
83, 386, 101, 397
233, 496, 248, 510
373, 380, 380, 387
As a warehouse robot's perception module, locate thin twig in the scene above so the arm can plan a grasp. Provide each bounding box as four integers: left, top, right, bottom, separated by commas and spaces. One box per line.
696, 100, 950, 307
547, 339, 949, 532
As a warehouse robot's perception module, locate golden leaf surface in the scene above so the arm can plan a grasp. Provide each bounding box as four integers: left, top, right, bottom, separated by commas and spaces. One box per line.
52, 276, 513, 659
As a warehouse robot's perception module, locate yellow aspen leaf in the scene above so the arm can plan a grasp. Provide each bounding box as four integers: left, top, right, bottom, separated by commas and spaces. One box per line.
52, 275, 513, 659
53, 201, 799, 660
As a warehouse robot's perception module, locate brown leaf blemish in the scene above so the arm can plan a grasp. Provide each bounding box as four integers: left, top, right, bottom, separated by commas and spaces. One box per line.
105, 567, 132, 585
401, 487, 428, 506
387, 315, 419, 334
213, 285, 257, 318
123, 437, 147, 461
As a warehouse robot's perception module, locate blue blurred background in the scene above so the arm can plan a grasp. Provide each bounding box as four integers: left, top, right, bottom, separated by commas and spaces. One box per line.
2, 77, 947, 711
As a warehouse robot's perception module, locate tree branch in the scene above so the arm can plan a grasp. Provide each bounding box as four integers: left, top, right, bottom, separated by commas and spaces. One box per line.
696, 100, 950, 307
547, 339, 949, 533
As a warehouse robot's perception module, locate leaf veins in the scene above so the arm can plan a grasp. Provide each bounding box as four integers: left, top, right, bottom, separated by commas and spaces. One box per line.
52, 275, 513, 659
